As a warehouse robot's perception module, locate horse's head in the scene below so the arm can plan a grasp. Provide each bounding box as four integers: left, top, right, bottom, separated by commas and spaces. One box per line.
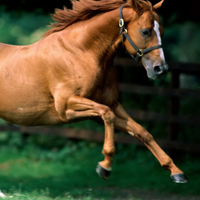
119, 0, 168, 80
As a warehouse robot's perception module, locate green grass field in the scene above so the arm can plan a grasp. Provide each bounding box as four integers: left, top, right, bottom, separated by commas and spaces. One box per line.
0, 137, 199, 200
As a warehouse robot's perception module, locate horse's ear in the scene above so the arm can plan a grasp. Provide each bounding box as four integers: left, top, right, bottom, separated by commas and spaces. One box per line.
131, 0, 142, 12
153, 0, 164, 12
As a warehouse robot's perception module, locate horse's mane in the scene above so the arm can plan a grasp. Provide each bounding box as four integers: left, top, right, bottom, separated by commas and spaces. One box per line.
45, 0, 152, 37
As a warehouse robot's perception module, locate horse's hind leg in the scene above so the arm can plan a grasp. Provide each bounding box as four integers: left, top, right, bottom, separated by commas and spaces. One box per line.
54, 95, 115, 179
114, 103, 188, 183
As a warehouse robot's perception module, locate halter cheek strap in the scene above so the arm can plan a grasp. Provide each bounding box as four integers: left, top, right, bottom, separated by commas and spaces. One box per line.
119, 4, 162, 62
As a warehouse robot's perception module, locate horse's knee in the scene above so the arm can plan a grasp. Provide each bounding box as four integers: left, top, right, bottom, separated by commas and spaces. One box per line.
99, 106, 115, 124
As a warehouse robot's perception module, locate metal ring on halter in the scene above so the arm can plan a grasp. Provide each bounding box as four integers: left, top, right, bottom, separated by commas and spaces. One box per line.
137, 49, 144, 57
119, 18, 124, 28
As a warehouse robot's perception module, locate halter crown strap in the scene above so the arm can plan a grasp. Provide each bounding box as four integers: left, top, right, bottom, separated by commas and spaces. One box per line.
119, 4, 162, 62
119, 4, 126, 34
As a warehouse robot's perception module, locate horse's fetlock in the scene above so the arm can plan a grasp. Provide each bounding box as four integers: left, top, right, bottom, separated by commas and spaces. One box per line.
102, 147, 116, 157
161, 158, 173, 170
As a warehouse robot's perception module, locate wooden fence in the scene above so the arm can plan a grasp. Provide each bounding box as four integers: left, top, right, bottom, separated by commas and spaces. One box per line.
0, 57, 200, 153
115, 57, 200, 153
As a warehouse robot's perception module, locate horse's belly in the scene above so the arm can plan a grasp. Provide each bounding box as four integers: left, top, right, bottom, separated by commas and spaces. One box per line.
0, 102, 62, 126
0, 88, 62, 126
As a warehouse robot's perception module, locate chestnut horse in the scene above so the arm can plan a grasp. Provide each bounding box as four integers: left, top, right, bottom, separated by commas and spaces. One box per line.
0, 0, 187, 183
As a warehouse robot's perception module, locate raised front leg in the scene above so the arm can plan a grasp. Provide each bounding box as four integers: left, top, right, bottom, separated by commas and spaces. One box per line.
54, 95, 115, 179
114, 103, 188, 183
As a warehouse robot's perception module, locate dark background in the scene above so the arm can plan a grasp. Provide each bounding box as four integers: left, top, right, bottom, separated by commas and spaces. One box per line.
0, 0, 199, 24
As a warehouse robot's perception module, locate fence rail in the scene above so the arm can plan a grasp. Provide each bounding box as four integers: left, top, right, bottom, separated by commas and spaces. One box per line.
0, 124, 200, 154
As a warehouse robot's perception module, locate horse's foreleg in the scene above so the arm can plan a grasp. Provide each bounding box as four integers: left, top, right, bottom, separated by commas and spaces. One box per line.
55, 95, 115, 179
114, 103, 188, 183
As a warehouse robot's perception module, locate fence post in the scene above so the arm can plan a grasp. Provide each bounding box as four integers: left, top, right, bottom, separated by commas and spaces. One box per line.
168, 70, 180, 156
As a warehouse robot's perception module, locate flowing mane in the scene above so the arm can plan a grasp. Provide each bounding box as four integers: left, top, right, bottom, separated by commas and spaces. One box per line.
45, 0, 151, 36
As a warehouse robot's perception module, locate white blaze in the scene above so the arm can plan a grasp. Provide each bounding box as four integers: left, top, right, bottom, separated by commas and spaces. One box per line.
154, 20, 166, 64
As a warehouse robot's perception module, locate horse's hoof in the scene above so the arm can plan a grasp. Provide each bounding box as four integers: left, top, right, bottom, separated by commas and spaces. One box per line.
96, 163, 111, 180
171, 174, 188, 183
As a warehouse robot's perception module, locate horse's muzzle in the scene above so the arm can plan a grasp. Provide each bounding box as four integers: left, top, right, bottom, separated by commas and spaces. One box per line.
147, 64, 168, 80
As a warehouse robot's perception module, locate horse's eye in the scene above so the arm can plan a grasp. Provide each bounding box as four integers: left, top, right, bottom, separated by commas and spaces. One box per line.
141, 29, 151, 37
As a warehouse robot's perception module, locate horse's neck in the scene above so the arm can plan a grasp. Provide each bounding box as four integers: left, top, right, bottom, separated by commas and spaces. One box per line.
63, 9, 121, 62
89, 10, 121, 56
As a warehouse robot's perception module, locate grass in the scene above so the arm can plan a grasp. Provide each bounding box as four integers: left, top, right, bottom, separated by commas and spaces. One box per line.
0, 138, 199, 200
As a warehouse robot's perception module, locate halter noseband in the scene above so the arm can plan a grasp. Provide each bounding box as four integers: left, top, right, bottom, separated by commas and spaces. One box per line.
119, 4, 162, 62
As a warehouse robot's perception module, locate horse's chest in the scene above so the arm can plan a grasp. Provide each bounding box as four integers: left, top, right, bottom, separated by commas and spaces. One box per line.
82, 71, 119, 106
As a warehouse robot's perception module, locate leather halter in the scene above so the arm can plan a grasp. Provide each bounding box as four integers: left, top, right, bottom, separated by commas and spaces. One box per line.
119, 4, 162, 62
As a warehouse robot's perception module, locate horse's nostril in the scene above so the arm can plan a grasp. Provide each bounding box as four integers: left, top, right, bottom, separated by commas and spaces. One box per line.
154, 65, 162, 73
